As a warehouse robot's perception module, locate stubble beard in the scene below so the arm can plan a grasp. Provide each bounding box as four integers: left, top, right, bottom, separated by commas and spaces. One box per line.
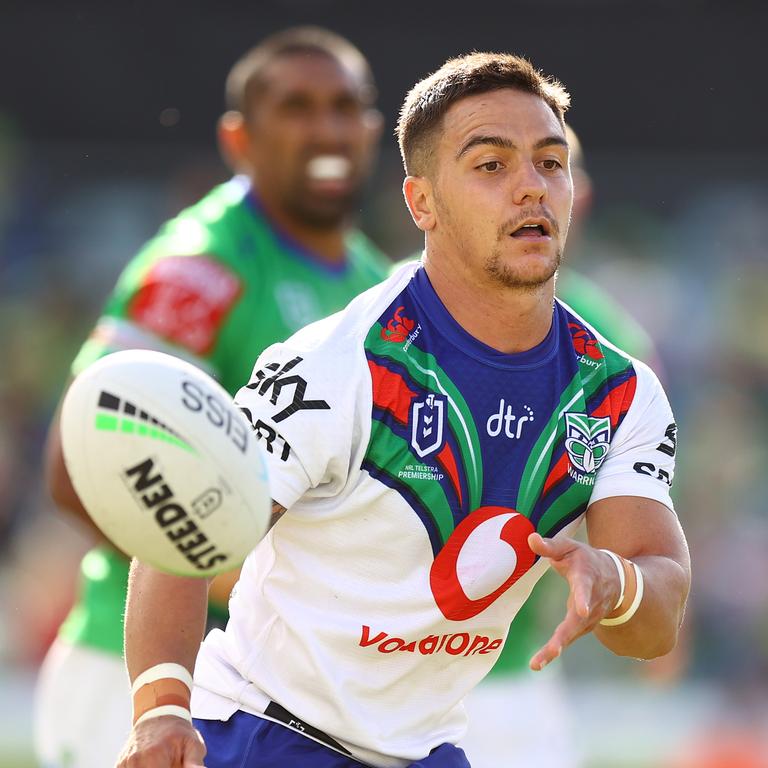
283, 191, 358, 230
434, 188, 565, 293
484, 244, 562, 292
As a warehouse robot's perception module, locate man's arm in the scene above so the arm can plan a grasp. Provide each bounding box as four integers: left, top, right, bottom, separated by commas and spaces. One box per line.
44, 395, 111, 541
117, 502, 286, 768
118, 561, 208, 768
528, 495, 690, 671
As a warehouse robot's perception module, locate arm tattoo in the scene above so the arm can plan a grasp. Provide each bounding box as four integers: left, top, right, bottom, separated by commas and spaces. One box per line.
269, 501, 287, 529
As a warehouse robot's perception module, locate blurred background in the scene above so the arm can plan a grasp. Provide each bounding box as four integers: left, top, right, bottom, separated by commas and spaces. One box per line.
1, 1, 767, 766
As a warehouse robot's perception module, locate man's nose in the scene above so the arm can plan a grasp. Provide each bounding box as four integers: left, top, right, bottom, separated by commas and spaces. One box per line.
310, 108, 350, 145
511, 161, 547, 205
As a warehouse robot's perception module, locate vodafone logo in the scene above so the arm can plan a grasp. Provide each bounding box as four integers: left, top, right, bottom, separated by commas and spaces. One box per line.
430, 507, 536, 621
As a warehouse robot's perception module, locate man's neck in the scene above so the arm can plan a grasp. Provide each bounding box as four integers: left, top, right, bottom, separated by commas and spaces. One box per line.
258, 195, 347, 265
423, 254, 555, 355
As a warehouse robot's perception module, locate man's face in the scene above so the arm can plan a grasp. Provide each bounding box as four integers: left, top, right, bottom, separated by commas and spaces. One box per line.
428, 88, 572, 290
243, 52, 379, 229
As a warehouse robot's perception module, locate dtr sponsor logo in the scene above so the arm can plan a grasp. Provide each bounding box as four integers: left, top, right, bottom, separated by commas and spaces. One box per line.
486, 400, 534, 439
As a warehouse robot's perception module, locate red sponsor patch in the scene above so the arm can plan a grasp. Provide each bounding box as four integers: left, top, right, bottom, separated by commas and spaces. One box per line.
128, 256, 241, 355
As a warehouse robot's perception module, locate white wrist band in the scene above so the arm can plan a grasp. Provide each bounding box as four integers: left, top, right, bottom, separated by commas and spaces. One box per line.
131, 662, 193, 696
600, 562, 644, 627
599, 548, 626, 611
134, 705, 193, 726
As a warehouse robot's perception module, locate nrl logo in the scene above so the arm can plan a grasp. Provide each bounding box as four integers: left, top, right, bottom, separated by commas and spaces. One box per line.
411, 393, 446, 458
564, 413, 611, 484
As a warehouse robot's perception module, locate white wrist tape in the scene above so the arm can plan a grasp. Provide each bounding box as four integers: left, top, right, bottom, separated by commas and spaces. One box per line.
131, 662, 193, 696
600, 562, 644, 627
131, 662, 194, 725
134, 705, 193, 726
599, 549, 626, 611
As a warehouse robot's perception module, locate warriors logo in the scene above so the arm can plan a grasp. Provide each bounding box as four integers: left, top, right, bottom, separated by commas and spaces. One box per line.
564, 413, 611, 484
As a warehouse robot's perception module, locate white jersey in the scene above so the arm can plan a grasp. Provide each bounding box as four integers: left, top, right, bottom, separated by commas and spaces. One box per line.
192, 263, 677, 767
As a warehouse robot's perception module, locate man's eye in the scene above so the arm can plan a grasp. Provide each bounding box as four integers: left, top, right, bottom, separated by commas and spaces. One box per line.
540, 159, 562, 171
334, 97, 363, 116
280, 97, 312, 116
479, 161, 502, 172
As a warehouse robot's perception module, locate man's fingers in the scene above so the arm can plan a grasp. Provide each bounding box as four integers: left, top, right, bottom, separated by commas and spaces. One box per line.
530, 603, 593, 671
529, 533, 596, 616
527, 532, 576, 561
567, 570, 593, 618
529, 638, 562, 672
183, 730, 207, 767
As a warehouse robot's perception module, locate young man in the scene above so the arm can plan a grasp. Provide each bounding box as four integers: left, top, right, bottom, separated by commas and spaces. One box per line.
34, 26, 389, 768
117, 53, 690, 768
459, 124, 661, 768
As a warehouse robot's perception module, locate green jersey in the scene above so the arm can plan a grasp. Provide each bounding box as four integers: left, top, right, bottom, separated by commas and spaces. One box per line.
60, 177, 390, 654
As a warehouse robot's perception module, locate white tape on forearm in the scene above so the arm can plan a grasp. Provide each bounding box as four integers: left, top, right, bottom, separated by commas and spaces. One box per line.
134, 704, 193, 726
131, 662, 193, 696
599, 548, 626, 611
600, 562, 644, 627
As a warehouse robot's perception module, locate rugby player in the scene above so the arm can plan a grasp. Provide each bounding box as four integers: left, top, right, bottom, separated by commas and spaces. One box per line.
34, 26, 389, 768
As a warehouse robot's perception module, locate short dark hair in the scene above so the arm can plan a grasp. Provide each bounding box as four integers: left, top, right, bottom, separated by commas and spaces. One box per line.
396, 52, 571, 175
226, 26, 376, 118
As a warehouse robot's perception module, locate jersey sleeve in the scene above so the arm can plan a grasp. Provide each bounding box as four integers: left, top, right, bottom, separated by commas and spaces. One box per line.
589, 360, 678, 511
234, 316, 367, 511
72, 245, 242, 381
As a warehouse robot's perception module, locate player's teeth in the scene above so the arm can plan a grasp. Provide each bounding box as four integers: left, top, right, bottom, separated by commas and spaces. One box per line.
307, 156, 351, 181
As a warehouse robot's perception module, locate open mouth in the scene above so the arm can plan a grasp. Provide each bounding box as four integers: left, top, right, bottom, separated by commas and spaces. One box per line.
510, 220, 551, 239
306, 155, 352, 182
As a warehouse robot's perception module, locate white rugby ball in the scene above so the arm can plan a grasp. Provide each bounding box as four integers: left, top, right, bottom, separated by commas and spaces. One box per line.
60, 349, 271, 577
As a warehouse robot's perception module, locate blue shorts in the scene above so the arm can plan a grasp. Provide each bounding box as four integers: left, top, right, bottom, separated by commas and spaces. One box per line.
194, 709, 471, 768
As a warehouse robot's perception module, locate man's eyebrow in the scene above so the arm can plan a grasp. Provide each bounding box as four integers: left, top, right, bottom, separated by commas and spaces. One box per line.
534, 135, 569, 151
456, 134, 568, 159
456, 135, 514, 159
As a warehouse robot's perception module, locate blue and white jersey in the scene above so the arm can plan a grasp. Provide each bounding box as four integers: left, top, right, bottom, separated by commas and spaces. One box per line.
192, 262, 677, 767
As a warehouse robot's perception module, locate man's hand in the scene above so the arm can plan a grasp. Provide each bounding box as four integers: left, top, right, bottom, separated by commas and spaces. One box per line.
527, 532, 621, 672
116, 716, 206, 768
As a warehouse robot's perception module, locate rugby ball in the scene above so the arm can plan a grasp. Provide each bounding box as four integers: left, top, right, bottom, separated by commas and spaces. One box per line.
60, 350, 271, 577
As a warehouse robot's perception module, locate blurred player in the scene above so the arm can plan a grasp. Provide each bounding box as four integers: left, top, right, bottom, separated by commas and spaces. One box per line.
34, 26, 389, 768
117, 52, 689, 768
459, 124, 659, 768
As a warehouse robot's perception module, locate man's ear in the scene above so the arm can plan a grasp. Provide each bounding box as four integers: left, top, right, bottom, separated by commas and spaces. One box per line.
217, 111, 252, 173
403, 175, 436, 232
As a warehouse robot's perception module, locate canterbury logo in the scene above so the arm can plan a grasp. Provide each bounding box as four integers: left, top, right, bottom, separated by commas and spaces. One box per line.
569, 323, 604, 361
381, 306, 415, 343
